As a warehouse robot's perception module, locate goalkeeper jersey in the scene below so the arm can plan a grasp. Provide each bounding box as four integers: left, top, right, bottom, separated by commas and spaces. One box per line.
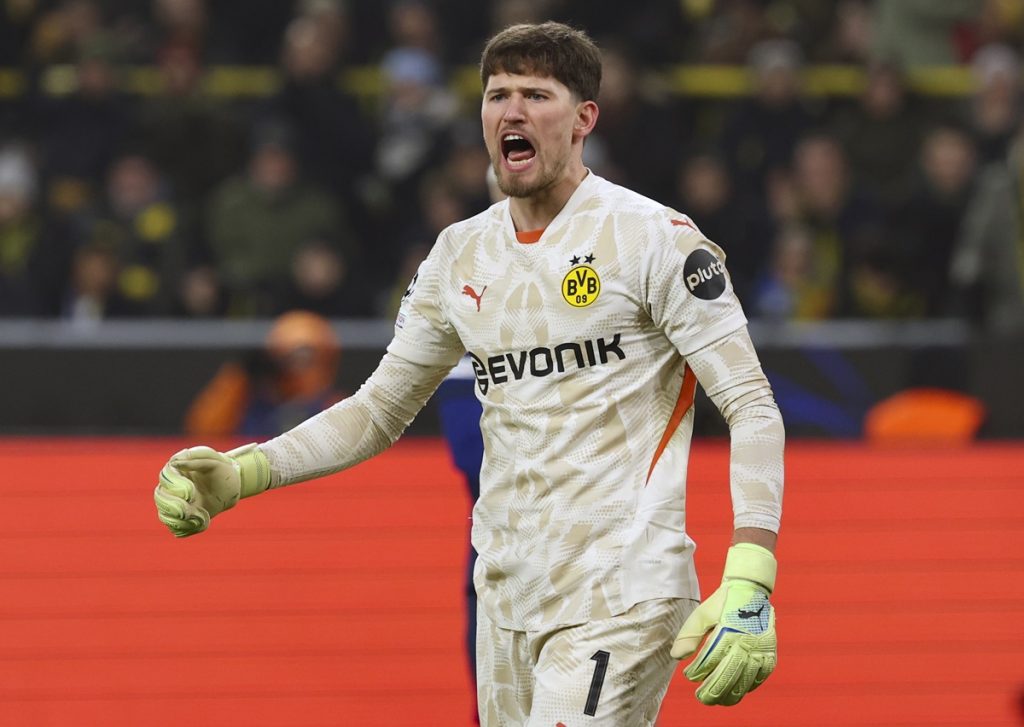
387, 172, 748, 631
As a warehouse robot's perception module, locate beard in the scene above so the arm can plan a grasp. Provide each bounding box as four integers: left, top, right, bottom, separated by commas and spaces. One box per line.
490, 148, 570, 199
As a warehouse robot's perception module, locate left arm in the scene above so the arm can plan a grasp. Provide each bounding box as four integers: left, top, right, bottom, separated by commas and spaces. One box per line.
686, 325, 784, 548
671, 324, 784, 705
637, 218, 783, 702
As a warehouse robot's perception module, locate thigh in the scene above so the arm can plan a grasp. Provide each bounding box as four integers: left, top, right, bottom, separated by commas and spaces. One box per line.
527, 599, 694, 727
477, 605, 534, 727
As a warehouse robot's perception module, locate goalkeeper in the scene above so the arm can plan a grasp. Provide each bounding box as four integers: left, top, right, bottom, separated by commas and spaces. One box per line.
155, 21, 783, 724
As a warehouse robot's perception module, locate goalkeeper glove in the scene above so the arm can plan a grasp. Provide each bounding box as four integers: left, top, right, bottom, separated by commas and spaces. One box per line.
153, 443, 270, 537
671, 542, 778, 706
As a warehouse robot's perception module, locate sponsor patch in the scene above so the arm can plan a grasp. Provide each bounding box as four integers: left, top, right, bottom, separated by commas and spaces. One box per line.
469, 334, 625, 395
683, 249, 727, 300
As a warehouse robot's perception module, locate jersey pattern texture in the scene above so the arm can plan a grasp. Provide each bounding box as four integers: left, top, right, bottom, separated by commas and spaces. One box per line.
389, 173, 748, 630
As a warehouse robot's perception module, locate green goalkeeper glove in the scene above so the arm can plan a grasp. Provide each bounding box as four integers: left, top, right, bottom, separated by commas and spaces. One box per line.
671, 543, 778, 706
153, 443, 271, 537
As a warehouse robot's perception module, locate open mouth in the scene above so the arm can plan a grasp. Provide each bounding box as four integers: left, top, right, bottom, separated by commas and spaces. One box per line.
501, 133, 536, 168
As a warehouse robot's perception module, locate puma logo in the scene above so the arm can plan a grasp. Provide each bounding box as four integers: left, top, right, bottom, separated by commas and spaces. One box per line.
671, 218, 697, 231
738, 604, 766, 620
462, 284, 487, 312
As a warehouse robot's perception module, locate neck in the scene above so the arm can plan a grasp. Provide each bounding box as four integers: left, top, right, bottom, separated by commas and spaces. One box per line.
509, 163, 588, 232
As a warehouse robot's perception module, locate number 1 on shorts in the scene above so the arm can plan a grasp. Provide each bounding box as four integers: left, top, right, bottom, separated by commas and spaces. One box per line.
584, 650, 610, 716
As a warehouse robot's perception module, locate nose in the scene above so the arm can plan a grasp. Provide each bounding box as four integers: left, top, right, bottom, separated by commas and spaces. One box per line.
502, 94, 526, 122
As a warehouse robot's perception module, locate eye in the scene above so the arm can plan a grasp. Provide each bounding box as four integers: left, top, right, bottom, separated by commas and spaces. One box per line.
488, 92, 507, 102
528, 92, 547, 101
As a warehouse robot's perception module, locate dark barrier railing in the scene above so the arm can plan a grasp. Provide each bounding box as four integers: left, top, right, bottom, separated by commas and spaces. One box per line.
1, 318, 1019, 438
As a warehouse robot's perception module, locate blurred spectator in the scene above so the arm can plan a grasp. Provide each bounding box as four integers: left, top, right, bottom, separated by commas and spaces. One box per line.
33, 36, 133, 218
441, 125, 495, 217
562, 0, 691, 64
587, 45, 680, 203
753, 223, 835, 319
974, 0, 1024, 49
385, 172, 473, 315
870, 0, 977, 66
719, 39, 816, 198
832, 61, 925, 208
0, 0, 1017, 325
136, 39, 247, 211
150, 0, 207, 57
489, 0, 562, 33
205, 120, 352, 315
0, 142, 68, 315
0, 0, 41, 64
262, 14, 374, 199
25, 0, 103, 66
298, 0, 351, 57
185, 310, 344, 437
373, 46, 458, 228
966, 44, 1022, 165
203, 0, 297, 64
891, 124, 979, 317
693, 0, 773, 64
388, 1, 442, 56
174, 264, 226, 317
64, 150, 191, 316
783, 133, 888, 318
277, 236, 376, 317
951, 118, 1024, 334
62, 241, 129, 322
152, 0, 292, 65
675, 150, 771, 304
804, 0, 873, 64
783, 1, 868, 61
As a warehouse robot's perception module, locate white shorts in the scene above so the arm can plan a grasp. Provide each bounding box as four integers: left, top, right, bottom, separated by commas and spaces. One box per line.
476, 598, 696, 726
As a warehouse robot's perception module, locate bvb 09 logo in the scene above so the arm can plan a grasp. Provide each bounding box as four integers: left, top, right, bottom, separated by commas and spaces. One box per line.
561, 264, 601, 307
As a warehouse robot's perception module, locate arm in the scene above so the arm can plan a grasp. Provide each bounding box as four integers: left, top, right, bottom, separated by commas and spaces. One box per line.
156, 238, 464, 537
686, 325, 784, 551
671, 325, 784, 705
637, 212, 783, 703
155, 349, 456, 537
260, 350, 455, 487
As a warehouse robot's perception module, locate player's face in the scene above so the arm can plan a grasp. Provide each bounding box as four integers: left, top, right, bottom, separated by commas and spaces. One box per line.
481, 71, 585, 199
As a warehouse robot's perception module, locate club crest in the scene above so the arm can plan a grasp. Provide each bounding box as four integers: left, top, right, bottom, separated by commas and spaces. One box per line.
561, 254, 601, 308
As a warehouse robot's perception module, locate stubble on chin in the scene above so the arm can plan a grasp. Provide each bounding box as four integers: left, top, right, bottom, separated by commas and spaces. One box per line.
491, 154, 565, 199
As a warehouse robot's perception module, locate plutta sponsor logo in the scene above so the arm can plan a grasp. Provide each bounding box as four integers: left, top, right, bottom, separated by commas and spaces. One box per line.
683, 248, 727, 300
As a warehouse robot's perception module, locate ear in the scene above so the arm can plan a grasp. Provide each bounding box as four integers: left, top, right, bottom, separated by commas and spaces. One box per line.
573, 100, 599, 141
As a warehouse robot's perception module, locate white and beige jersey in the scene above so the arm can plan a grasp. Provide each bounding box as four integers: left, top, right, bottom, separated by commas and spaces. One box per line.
259, 172, 784, 632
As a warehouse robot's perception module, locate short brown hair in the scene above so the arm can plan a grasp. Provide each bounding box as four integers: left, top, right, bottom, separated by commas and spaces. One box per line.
480, 22, 602, 102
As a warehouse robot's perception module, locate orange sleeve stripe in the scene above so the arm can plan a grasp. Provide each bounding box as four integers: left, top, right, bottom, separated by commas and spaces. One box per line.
515, 228, 545, 243
646, 366, 697, 484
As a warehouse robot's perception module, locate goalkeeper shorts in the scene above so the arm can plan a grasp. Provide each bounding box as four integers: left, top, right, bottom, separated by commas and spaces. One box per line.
476, 597, 696, 726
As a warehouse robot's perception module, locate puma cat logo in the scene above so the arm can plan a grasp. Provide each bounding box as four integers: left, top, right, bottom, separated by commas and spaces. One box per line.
462, 285, 487, 312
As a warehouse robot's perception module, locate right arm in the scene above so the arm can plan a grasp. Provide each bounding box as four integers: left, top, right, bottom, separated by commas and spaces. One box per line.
259, 350, 456, 487
153, 350, 456, 537
155, 239, 465, 536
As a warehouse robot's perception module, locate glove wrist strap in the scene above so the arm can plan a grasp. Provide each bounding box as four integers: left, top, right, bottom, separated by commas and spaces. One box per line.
723, 543, 777, 593
228, 443, 272, 499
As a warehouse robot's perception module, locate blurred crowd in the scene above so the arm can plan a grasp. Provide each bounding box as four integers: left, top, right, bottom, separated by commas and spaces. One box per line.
1, 0, 1024, 332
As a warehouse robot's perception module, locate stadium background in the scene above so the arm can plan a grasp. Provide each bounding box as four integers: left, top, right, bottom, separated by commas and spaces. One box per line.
1, 1, 1023, 725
